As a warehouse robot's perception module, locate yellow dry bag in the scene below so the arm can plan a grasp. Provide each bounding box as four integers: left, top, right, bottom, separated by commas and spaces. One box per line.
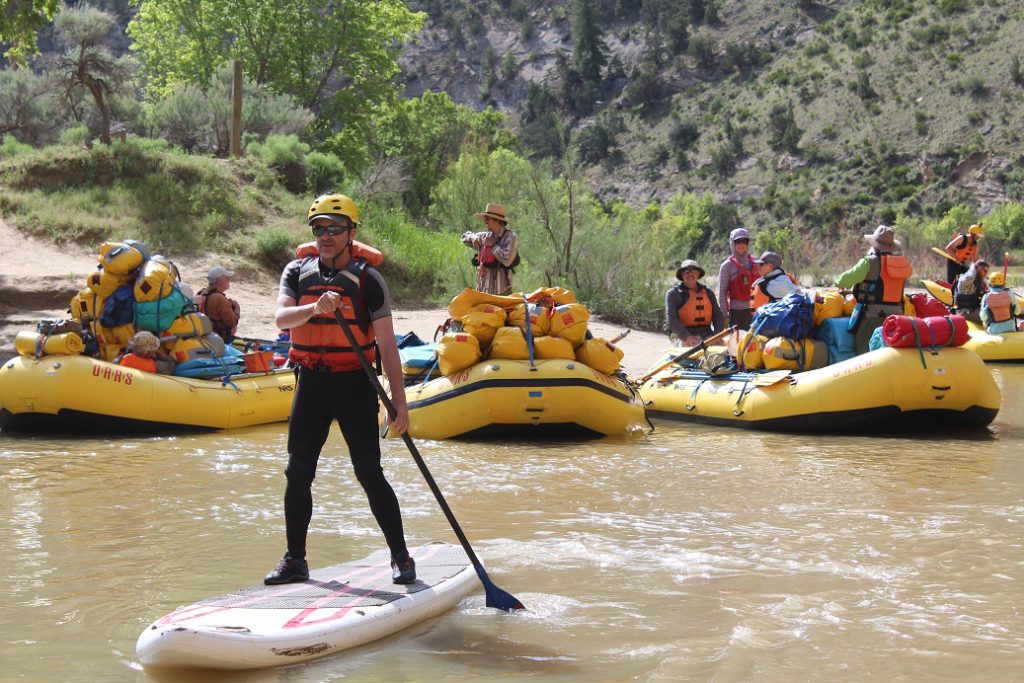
533, 335, 575, 360
549, 303, 590, 348
575, 337, 624, 375
15, 331, 85, 357
460, 304, 507, 347
488, 326, 530, 360
436, 332, 482, 376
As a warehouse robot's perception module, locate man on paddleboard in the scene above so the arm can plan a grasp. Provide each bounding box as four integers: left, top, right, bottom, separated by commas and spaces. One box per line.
265, 192, 416, 586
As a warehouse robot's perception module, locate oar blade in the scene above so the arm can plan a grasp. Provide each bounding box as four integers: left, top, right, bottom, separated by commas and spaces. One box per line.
479, 572, 525, 611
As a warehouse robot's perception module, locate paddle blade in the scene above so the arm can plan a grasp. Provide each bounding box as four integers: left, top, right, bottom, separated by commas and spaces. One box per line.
479, 573, 525, 611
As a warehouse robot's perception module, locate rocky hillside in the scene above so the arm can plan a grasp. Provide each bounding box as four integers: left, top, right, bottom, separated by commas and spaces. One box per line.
399, 0, 1024, 233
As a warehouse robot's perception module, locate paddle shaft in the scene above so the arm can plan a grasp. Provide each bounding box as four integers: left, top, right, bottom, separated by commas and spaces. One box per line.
332, 311, 523, 611
637, 325, 738, 383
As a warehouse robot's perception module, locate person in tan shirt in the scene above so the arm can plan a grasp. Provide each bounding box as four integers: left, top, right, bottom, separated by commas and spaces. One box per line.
197, 265, 240, 341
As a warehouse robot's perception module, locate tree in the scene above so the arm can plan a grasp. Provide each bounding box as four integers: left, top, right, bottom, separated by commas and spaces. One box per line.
768, 101, 802, 152
127, 0, 423, 141
0, 0, 59, 66
571, 0, 607, 85
53, 5, 133, 145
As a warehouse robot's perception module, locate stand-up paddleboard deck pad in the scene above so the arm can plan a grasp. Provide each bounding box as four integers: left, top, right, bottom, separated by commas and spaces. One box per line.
137, 542, 478, 670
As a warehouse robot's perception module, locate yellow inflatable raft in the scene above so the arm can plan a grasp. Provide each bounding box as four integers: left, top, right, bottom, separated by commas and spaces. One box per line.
921, 280, 1024, 362
395, 358, 647, 440
0, 354, 295, 433
638, 346, 999, 431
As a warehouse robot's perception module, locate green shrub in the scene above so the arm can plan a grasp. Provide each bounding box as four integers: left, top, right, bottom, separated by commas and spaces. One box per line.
254, 225, 298, 268
305, 151, 345, 194
59, 125, 91, 146
0, 134, 34, 159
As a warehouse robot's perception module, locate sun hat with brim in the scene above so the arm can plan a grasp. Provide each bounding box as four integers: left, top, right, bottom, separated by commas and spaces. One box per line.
676, 259, 706, 280
474, 203, 507, 223
864, 224, 901, 252
753, 251, 783, 267
128, 331, 160, 355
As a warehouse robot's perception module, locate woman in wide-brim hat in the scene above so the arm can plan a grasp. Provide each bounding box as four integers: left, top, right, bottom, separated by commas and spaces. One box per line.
666, 259, 724, 346
835, 224, 913, 354
461, 202, 519, 295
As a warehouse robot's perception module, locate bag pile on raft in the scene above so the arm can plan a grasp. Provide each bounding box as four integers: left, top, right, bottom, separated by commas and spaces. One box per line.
17, 240, 245, 378
432, 287, 625, 376
737, 290, 969, 372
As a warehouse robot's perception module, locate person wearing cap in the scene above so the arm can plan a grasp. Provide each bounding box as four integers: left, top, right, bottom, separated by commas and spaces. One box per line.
750, 251, 800, 309
835, 225, 913, 354
953, 259, 990, 325
115, 331, 175, 374
666, 259, 725, 346
717, 227, 758, 329
945, 224, 983, 287
981, 270, 1017, 334
196, 265, 240, 342
265, 192, 417, 588
461, 203, 519, 295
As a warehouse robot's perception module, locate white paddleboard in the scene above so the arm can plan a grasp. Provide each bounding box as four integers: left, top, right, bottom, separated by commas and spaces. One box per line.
137, 542, 478, 670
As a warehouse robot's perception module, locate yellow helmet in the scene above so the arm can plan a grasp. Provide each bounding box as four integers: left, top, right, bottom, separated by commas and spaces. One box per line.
307, 193, 359, 226
989, 271, 1005, 287
969, 224, 984, 235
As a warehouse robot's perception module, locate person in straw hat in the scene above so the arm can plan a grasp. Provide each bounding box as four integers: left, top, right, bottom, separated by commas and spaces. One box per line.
665, 259, 724, 346
115, 331, 175, 374
834, 224, 913, 354
461, 202, 520, 295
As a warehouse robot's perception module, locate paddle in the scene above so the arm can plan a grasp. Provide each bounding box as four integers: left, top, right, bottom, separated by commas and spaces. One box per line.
332, 310, 524, 612
636, 325, 738, 384
931, 246, 958, 264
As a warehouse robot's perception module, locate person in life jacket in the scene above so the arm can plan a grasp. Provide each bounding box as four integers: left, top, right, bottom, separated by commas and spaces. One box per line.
944, 224, 983, 286
115, 331, 174, 374
981, 270, 1017, 334
954, 259, 990, 325
266, 192, 417, 588
666, 259, 725, 346
196, 265, 240, 342
716, 227, 758, 329
461, 202, 519, 295
749, 251, 801, 310
835, 224, 913, 354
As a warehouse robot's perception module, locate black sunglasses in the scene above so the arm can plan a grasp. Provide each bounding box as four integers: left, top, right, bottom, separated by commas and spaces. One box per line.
311, 223, 353, 237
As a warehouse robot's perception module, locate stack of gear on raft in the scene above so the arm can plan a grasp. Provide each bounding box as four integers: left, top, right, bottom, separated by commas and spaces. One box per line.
733, 250, 969, 373
430, 288, 626, 378
33, 239, 248, 377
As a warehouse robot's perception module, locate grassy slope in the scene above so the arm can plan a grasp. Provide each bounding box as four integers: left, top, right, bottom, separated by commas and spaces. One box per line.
598, 1, 1024, 224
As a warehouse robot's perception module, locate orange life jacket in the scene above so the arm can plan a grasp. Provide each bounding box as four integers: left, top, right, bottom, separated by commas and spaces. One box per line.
853, 254, 912, 306
676, 285, 712, 327
750, 271, 799, 310
288, 257, 376, 372
951, 233, 979, 264
294, 240, 384, 266
726, 255, 758, 301
119, 353, 157, 373
986, 289, 1014, 323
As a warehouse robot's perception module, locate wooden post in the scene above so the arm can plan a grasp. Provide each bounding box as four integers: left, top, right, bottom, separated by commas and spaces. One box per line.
230, 60, 243, 157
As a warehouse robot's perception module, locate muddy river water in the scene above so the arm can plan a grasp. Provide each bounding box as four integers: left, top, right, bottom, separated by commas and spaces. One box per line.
2, 367, 1023, 682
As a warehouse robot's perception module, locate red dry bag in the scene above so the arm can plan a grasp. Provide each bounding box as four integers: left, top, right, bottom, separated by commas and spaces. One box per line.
908, 293, 951, 318
882, 314, 969, 349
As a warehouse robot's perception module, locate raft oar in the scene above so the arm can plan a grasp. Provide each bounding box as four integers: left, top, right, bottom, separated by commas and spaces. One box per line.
332, 310, 524, 612
931, 246, 958, 264
636, 325, 737, 384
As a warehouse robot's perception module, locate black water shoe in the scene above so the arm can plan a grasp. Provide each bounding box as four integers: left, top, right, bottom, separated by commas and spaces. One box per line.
264, 554, 309, 585
391, 552, 416, 584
